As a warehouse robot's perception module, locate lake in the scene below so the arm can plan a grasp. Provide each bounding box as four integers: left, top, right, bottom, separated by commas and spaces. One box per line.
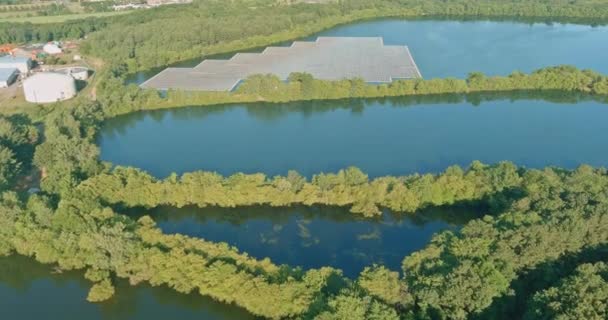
138, 205, 473, 278
99, 94, 608, 178
0, 255, 255, 320
93, 18, 608, 318
126, 19, 608, 84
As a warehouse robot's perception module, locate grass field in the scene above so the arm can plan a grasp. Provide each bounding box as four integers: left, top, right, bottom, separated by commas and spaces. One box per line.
2, 10, 131, 24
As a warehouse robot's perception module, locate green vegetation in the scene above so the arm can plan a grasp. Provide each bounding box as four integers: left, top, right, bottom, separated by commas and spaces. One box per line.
7, 96, 605, 319
68, 0, 608, 72
97, 65, 608, 117
1, 0, 608, 319
3, 0, 608, 70
401, 165, 608, 318
86, 279, 115, 302
78, 161, 523, 217
3, 156, 608, 318
0, 11, 130, 24
525, 262, 608, 320
0, 115, 38, 190
0, 0, 130, 24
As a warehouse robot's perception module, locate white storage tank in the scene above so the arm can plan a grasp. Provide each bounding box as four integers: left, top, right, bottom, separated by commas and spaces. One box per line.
23, 73, 76, 103
69, 67, 89, 80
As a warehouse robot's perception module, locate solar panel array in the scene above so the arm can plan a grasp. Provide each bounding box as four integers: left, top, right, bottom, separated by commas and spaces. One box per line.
141, 37, 422, 91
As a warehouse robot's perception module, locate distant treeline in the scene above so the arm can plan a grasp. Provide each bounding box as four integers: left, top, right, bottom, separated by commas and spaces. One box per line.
2, 0, 608, 71
97, 65, 608, 117
0, 18, 107, 42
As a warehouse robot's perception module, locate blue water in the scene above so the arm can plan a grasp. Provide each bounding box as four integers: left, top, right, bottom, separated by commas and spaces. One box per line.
0, 256, 254, 320
145, 205, 468, 278
309, 19, 608, 78
127, 20, 608, 84
99, 96, 608, 178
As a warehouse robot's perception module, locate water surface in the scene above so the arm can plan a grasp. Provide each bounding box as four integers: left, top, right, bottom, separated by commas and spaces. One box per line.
311, 19, 608, 78
143, 205, 473, 278
0, 255, 255, 320
99, 95, 608, 178
126, 19, 608, 84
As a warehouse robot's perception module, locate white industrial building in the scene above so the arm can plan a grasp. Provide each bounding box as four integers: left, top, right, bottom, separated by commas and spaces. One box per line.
0, 55, 32, 74
0, 68, 18, 88
23, 73, 76, 103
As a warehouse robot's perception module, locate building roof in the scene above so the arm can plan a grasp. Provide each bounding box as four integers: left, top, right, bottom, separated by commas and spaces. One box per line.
0, 55, 31, 65
24, 72, 74, 86
141, 37, 422, 91
0, 68, 18, 82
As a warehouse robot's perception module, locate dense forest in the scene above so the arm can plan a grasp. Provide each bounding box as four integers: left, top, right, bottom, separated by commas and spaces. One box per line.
525, 262, 608, 319
1, 0, 608, 319
0, 115, 38, 190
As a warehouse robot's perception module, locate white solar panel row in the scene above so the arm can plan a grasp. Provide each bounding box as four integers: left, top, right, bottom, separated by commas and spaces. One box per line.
141, 37, 421, 91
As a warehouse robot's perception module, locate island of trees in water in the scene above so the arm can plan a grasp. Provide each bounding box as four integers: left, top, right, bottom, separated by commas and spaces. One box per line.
0, 92, 603, 319
1, 0, 608, 319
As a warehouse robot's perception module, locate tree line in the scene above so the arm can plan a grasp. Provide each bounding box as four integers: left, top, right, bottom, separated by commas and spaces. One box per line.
0, 76, 604, 320
3, 153, 608, 319
96, 65, 608, 118
3, 0, 608, 71
75, 0, 608, 72
0, 2, 607, 315
77, 161, 523, 217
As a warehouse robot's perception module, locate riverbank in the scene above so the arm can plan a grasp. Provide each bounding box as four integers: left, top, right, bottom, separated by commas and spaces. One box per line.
98, 66, 608, 117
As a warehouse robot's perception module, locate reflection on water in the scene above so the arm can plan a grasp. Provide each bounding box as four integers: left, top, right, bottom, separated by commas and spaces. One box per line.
137, 205, 477, 278
99, 92, 608, 178
0, 255, 255, 320
126, 19, 608, 84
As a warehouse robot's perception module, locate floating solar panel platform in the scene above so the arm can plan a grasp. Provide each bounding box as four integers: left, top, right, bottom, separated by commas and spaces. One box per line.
141, 37, 422, 91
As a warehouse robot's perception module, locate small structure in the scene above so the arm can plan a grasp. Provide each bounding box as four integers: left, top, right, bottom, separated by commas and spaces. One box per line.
56, 67, 90, 80
43, 43, 62, 55
113, 3, 149, 10
146, 0, 192, 6
0, 68, 18, 88
23, 73, 76, 103
27, 187, 41, 194
0, 55, 31, 74
0, 44, 15, 54
68, 67, 89, 80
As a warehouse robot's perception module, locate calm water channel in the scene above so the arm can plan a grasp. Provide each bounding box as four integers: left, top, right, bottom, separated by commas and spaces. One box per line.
142, 205, 471, 278
126, 19, 608, 84
0, 255, 255, 320
99, 94, 608, 178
